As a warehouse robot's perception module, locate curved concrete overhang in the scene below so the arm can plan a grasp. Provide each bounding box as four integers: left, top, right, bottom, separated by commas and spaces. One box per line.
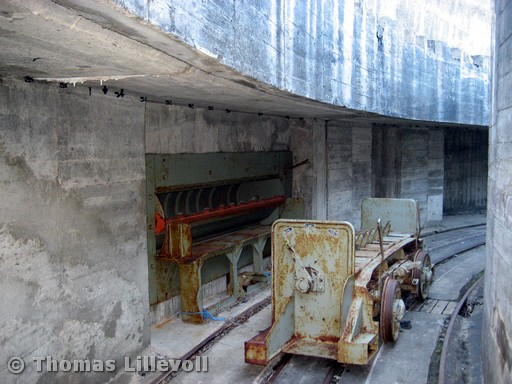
0, 0, 491, 125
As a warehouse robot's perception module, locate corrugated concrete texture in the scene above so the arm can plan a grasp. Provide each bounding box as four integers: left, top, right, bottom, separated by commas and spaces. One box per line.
444, 128, 488, 214
113, 0, 491, 125
372, 124, 446, 225
483, 1, 512, 383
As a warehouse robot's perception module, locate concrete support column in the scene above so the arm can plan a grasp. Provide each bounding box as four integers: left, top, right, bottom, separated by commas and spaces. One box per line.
291, 118, 327, 220
483, 1, 512, 382
326, 121, 372, 227
372, 124, 444, 226
313, 122, 328, 220
443, 127, 488, 214
427, 128, 444, 223
400, 128, 429, 223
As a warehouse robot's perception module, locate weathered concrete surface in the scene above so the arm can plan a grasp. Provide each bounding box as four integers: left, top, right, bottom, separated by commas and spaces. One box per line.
0, 0, 360, 120
0, 0, 491, 124
483, 1, 512, 383
340, 311, 445, 384
372, 124, 446, 225
444, 128, 488, 214
112, 0, 491, 125
290, 118, 326, 220
428, 246, 485, 301
326, 121, 372, 228
145, 104, 290, 154
0, 80, 149, 383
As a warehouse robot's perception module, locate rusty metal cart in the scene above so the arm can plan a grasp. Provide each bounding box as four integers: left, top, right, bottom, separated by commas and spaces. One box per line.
245, 198, 433, 365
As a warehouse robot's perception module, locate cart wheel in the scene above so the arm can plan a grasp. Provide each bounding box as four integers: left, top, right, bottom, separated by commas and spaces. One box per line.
380, 278, 405, 343
413, 250, 433, 301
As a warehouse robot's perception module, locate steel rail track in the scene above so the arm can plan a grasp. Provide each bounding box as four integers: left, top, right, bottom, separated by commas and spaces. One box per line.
152, 297, 272, 384
437, 275, 484, 384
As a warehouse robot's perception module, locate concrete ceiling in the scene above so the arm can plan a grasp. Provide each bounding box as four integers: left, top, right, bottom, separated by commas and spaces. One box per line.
0, 0, 466, 125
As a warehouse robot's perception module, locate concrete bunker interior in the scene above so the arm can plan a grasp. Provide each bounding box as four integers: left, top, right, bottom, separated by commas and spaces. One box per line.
0, 0, 500, 382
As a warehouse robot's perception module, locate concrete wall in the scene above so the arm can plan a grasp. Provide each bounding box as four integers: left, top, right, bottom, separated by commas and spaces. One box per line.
114, 0, 491, 126
0, 79, 302, 381
0, 80, 148, 383
326, 121, 372, 228
483, 1, 512, 382
444, 127, 488, 214
145, 104, 290, 154
372, 124, 445, 225
289, 118, 326, 220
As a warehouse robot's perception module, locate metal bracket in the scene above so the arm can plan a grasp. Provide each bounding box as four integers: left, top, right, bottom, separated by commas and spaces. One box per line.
306, 266, 325, 293
286, 240, 324, 293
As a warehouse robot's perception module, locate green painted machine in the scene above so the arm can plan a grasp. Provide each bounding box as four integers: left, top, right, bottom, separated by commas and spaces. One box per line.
146, 152, 302, 323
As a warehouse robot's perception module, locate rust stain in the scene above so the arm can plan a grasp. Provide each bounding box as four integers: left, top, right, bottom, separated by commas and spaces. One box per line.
313, 335, 340, 343
244, 327, 270, 365
179, 261, 204, 324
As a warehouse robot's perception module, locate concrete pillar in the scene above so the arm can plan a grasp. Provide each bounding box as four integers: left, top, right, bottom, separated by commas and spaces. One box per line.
427, 128, 444, 223
326, 121, 372, 227
372, 124, 444, 226
313, 121, 328, 220
483, 1, 512, 383
443, 127, 488, 214
372, 125, 402, 199
400, 127, 430, 223
290, 118, 327, 220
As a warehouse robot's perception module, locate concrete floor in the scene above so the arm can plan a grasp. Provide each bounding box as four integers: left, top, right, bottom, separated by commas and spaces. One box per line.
340, 311, 445, 384
428, 246, 485, 301
171, 305, 271, 384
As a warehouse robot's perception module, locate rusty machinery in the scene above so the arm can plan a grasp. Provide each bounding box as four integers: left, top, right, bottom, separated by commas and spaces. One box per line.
245, 198, 434, 365
146, 152, 303, 324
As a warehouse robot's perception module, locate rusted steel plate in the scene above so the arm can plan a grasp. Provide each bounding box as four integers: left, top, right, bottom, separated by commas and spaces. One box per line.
282, 337, 338, 360
272, 220, 354, 345
244, 327, 271, 366
245, 220, 356, 364
161, 225, 271, 263
361, 198, 419, 235
355, 250, 380, 258
179, 261, 204, 323
356, 237, 416, 286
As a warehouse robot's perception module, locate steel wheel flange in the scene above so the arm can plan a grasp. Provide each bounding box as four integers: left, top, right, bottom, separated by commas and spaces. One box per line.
380, 278, 405, 343
413, 250, 433, 301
